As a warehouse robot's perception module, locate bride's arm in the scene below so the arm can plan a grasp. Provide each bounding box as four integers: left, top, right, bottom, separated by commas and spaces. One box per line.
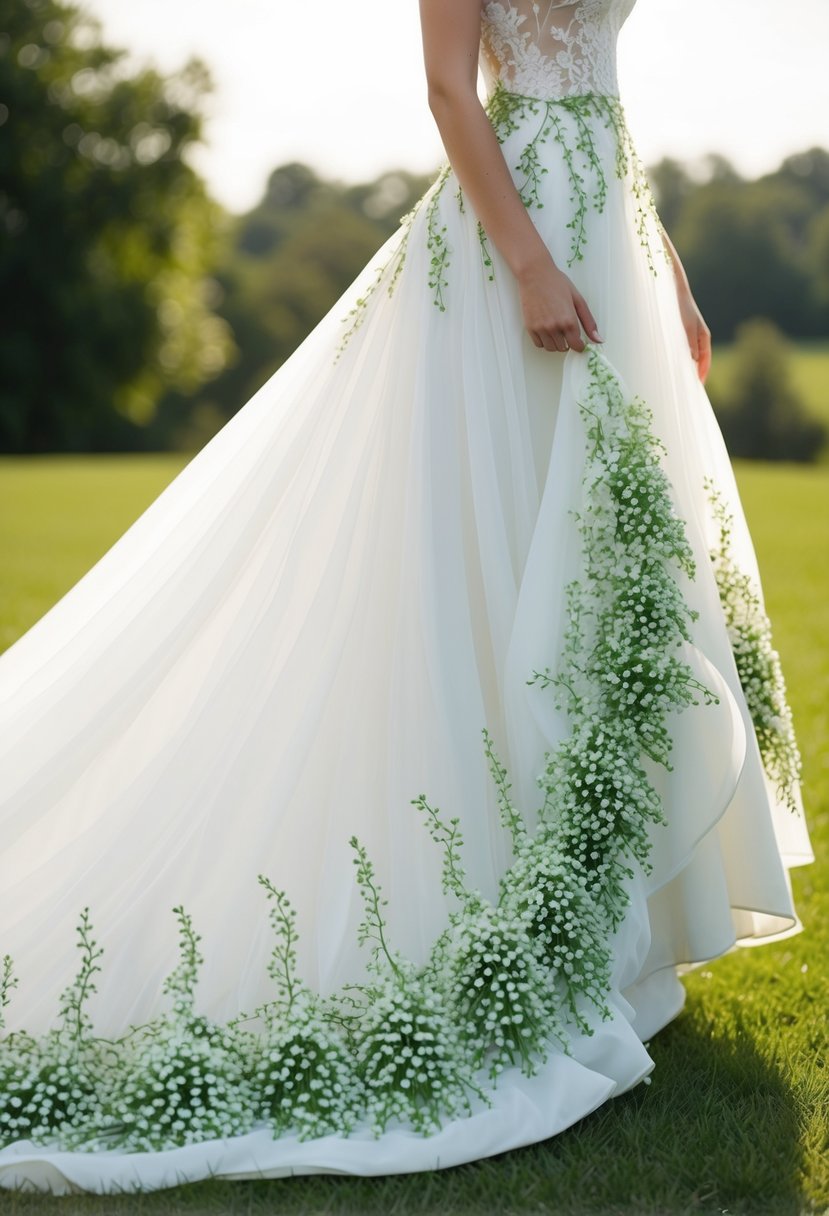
419, 0, 602, 353
660, 226, 713, 383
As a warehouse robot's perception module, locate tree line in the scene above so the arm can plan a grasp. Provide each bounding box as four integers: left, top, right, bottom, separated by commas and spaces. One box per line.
1, 0, 827, 458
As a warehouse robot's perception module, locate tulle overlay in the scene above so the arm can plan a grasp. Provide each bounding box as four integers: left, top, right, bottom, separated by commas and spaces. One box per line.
0, 37, 814, 1195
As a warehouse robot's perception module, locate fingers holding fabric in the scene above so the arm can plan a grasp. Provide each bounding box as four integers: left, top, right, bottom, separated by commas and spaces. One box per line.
518, 257, 603, 355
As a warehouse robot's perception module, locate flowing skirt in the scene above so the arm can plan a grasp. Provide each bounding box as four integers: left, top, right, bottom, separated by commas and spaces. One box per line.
0, 89, 813, 1192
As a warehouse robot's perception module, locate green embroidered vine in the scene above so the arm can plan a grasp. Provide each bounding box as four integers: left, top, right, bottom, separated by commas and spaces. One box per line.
0, 348, 717, 1157
705, 480, 802, 812
486, 83, 670, 274
337, 85, 671, 354
335, 203, 419, 359
0, 958, 14, 1020
448, 186, 495, 286
0, 912, 104, 1149
426, 166, 453, 313
477, 221, 495, 281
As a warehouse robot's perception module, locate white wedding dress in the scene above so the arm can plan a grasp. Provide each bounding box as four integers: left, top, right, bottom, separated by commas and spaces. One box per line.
0, 0, 814, 1194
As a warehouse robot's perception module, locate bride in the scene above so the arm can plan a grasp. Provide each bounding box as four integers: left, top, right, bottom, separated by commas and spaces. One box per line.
0, 0, 814, 1193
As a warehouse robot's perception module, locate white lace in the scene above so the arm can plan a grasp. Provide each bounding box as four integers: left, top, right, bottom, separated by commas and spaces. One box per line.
480, 0, 637, 101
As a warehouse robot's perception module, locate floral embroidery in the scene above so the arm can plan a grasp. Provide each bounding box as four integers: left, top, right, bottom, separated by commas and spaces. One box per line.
486, 83, 667, 272
705, 481, 803, 812
480, 0, 636, 102
337, 85, 667, 353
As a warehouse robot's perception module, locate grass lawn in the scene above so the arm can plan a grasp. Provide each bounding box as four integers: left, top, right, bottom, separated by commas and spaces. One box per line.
0, 456, 827, 1216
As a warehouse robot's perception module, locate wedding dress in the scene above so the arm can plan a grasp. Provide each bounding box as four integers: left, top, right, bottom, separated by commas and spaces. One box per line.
0, 0, 814, 1193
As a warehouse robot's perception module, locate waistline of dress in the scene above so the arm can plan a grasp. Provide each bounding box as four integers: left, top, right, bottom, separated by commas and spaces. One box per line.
483, 83, 632, 153
483, 82, 619, 105
484, 80, 625, 111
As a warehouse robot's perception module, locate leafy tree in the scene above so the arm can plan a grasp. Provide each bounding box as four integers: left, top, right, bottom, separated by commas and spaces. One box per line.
770, 147, 829, 212
712, 318, 826, 462
0, 0, 234, 452
672, 180, 818, 341
696, 152, 742, 185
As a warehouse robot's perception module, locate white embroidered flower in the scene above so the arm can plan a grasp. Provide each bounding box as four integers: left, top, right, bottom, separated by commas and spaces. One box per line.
481, 0, 626, 100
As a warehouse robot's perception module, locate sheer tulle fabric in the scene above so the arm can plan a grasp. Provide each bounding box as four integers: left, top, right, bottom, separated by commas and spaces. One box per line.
0, 11, 813, 1194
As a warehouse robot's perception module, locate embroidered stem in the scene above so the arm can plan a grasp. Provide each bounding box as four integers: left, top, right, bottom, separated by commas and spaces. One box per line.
426, 167, 452, 312
485, 84, 666, 270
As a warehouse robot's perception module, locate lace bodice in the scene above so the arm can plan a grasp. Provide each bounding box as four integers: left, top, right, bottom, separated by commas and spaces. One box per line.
480, 0, 637, 101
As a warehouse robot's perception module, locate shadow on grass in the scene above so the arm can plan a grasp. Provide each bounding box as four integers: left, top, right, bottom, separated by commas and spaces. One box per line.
2, 994, 811, 1216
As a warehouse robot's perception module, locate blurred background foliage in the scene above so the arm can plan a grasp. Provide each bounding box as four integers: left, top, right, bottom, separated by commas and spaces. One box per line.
0, 0, 232, 452
1, 0, 828, 458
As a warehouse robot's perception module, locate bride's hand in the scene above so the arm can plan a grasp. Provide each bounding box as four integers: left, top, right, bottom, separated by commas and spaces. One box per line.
676, 281, 712, 383
516, 258, 603, 353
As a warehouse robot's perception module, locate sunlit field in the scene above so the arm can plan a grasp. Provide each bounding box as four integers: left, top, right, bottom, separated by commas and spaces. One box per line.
0, 456, 827, 1215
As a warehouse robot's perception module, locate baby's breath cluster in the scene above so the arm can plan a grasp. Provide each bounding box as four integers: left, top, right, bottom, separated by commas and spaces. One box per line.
498, 825, 611, 1027
239, 877, 363, 1140
560, 357, 716, 766
434, 902, 561, 1078
415, 793, 562, 1078
530, 349, 717, 932
0, 1032, 101, 1149
0, 912, 102, 1148
100, 1016, 254, 1152
533, 418, 714, 763
98, 907, 255, 1151
250, 1005, 363, 1141
706, 480, 802, 811
541, 718, 663, 926
347, 833, 484, 1133
353, 970, 481, 1136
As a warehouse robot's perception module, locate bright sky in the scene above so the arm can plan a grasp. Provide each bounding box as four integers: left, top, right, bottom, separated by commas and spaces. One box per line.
83, 0, 829, 214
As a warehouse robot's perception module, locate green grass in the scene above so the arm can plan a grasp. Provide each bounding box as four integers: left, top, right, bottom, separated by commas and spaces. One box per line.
709, 340, 829, 432
0, 455, 187, 654
0, 457, 827, 1216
